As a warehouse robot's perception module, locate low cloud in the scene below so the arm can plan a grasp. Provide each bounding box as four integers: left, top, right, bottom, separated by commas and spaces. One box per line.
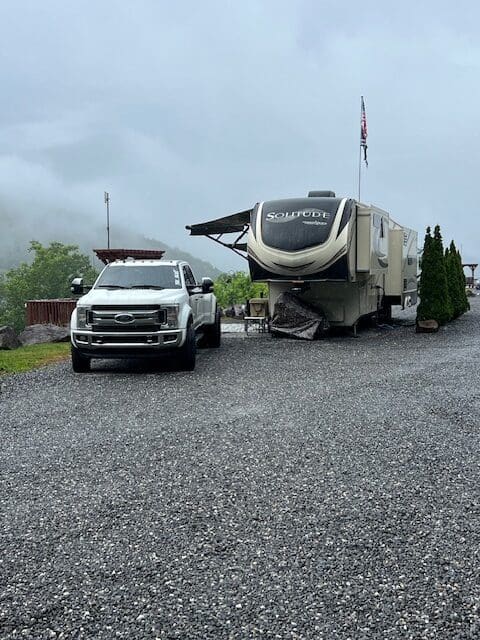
0, 0, 478, 268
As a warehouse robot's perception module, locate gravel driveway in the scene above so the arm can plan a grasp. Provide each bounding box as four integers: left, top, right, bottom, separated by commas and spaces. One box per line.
1, 300, 479, 639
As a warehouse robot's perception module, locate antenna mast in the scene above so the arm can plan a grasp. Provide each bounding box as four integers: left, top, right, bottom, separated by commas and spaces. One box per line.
104, 191, 110, 249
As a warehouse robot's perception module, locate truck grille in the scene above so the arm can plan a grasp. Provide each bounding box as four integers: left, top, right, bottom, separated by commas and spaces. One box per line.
90, 305, 166, 332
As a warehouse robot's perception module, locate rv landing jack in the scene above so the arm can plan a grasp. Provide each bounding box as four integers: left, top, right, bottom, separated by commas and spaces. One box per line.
352, 322, 359, 338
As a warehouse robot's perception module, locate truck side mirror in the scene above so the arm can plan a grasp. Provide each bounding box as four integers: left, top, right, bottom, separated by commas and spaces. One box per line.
202, 277, 214, 293
71, 277, 84, 295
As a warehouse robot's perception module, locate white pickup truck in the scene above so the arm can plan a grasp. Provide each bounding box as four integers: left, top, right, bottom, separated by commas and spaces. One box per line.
70, 258, 220, 372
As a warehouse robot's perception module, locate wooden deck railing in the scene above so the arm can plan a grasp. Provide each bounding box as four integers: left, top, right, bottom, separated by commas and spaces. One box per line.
26, 299, 77, 327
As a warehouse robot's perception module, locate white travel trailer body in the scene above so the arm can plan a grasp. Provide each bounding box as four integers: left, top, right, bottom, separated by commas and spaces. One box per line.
187, 191, 417, 328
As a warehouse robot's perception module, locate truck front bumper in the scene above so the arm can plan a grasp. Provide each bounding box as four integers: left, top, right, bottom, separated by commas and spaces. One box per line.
71, 328, 186, 358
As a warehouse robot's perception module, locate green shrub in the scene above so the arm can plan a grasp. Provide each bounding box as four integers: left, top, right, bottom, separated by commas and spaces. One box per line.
417, 226, 452, 325
0, 241, 98, 331
214, 271, 267, 309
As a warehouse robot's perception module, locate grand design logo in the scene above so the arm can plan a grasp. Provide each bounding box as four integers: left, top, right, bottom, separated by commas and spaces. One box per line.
265, 208, 330, 224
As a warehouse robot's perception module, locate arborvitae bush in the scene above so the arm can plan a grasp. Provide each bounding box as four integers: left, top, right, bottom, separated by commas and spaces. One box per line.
445, 241, 466, 318
454, 244, 470, 315
417, 226, 452, 325
445, 245, 459, 318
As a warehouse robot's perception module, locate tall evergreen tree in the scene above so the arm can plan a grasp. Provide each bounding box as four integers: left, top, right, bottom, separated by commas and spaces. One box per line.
454, 243, 470, 315
417, 225, 452, 325
445, 245, 459, 318
433, 225, 453, 322
443, 240, 469, 320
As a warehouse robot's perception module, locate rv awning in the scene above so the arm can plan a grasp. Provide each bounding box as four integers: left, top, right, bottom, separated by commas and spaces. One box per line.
186, 209, 252, 236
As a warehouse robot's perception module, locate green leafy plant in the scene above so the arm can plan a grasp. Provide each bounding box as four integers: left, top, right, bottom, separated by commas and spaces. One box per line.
214, 271, 268, 309
0, 241, 98, 331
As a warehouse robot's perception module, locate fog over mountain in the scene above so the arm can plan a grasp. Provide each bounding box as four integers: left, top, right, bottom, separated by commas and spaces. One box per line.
0, 201, 221, 280
1, 1, 479, 270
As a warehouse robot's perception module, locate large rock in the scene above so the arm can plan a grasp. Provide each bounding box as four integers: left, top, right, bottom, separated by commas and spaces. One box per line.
19, 324, 70, 346
0, 326, 22, 350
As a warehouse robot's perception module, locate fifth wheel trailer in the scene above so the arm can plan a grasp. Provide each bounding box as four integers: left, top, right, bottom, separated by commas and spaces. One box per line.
187, 191, 417, 330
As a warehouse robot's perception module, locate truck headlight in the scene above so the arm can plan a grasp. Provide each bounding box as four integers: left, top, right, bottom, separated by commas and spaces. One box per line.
162, 305, 179, 328
76, 305, 92, 329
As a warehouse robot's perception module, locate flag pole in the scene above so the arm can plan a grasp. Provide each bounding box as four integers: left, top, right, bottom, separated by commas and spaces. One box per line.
358, 96, 362, 202
358, 135, 362, 202
358, 95, 369, 202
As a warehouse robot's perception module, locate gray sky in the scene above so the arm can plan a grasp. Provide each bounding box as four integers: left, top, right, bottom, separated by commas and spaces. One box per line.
1, 0, 479, 270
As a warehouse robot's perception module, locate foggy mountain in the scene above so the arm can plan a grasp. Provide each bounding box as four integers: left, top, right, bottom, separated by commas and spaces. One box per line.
0, 204, 223, 280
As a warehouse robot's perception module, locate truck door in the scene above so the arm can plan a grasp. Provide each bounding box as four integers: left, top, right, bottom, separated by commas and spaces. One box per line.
183, 265, 203, 329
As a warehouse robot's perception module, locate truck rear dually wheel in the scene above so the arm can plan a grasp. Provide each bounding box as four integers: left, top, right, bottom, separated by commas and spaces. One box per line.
203, 308, 221, 348
179, 324, 196, 371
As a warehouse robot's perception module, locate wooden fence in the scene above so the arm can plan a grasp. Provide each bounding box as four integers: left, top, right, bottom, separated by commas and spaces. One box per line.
26, 299, 77, 327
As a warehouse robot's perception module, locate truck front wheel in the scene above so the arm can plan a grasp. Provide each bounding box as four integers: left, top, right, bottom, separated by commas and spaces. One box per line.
179, 324, 196, 371
71, 345, 91, 373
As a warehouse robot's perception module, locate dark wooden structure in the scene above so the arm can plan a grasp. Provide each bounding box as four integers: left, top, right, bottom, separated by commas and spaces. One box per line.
94, 248, 165, 265
26, 299, 77, 327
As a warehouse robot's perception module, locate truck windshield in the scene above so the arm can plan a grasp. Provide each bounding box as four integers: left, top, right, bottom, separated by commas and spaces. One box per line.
95, 265, 182, 290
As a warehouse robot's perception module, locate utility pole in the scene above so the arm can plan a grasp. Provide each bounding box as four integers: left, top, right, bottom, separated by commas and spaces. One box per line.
104, 191, 110, 248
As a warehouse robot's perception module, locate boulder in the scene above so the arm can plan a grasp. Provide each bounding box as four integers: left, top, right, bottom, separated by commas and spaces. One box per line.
0, 326, 22, 350
19, 323, 70, 346
416, 319, 439, 333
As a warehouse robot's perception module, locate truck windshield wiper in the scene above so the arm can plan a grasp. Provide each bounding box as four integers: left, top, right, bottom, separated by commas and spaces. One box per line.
96, 285, 130, 289
129, 285, 165, 290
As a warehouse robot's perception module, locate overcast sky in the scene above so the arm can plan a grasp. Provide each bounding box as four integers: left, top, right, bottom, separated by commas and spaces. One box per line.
1, 0, 479, 270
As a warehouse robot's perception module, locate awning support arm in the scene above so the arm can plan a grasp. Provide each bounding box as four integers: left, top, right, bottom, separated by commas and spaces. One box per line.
206, 229, 249, 260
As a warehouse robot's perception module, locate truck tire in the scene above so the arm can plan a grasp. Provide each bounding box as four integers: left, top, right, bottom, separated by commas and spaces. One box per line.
71, 345, 91, 373
203, 308, 221, 348
179, 324, 196, 371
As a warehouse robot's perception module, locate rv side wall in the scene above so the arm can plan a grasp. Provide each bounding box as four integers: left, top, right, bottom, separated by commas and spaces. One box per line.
356, 208, 371, 272
385, 229, 403, 298
403, 228, 418, 305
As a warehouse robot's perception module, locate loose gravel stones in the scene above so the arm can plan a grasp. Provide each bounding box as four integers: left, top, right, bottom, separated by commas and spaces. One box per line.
1, 301, 479, 639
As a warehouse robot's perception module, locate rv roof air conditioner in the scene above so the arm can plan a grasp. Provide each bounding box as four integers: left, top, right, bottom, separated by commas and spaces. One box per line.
307, 190, 336, 197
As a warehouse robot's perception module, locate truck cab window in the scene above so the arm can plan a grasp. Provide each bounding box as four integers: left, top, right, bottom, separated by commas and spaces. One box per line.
183, 266, 196, 287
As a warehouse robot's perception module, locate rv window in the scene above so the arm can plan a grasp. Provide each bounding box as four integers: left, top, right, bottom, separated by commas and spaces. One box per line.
260, 197, 342, 251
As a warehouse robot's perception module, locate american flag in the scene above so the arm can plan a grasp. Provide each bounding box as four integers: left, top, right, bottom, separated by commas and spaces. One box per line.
360, 96, 368, 167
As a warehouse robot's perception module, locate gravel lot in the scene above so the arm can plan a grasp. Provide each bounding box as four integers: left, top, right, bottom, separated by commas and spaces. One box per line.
1, 299, 480, 639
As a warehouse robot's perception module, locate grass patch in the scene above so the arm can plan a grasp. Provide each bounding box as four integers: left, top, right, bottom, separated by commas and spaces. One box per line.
0, 342, 71, 375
